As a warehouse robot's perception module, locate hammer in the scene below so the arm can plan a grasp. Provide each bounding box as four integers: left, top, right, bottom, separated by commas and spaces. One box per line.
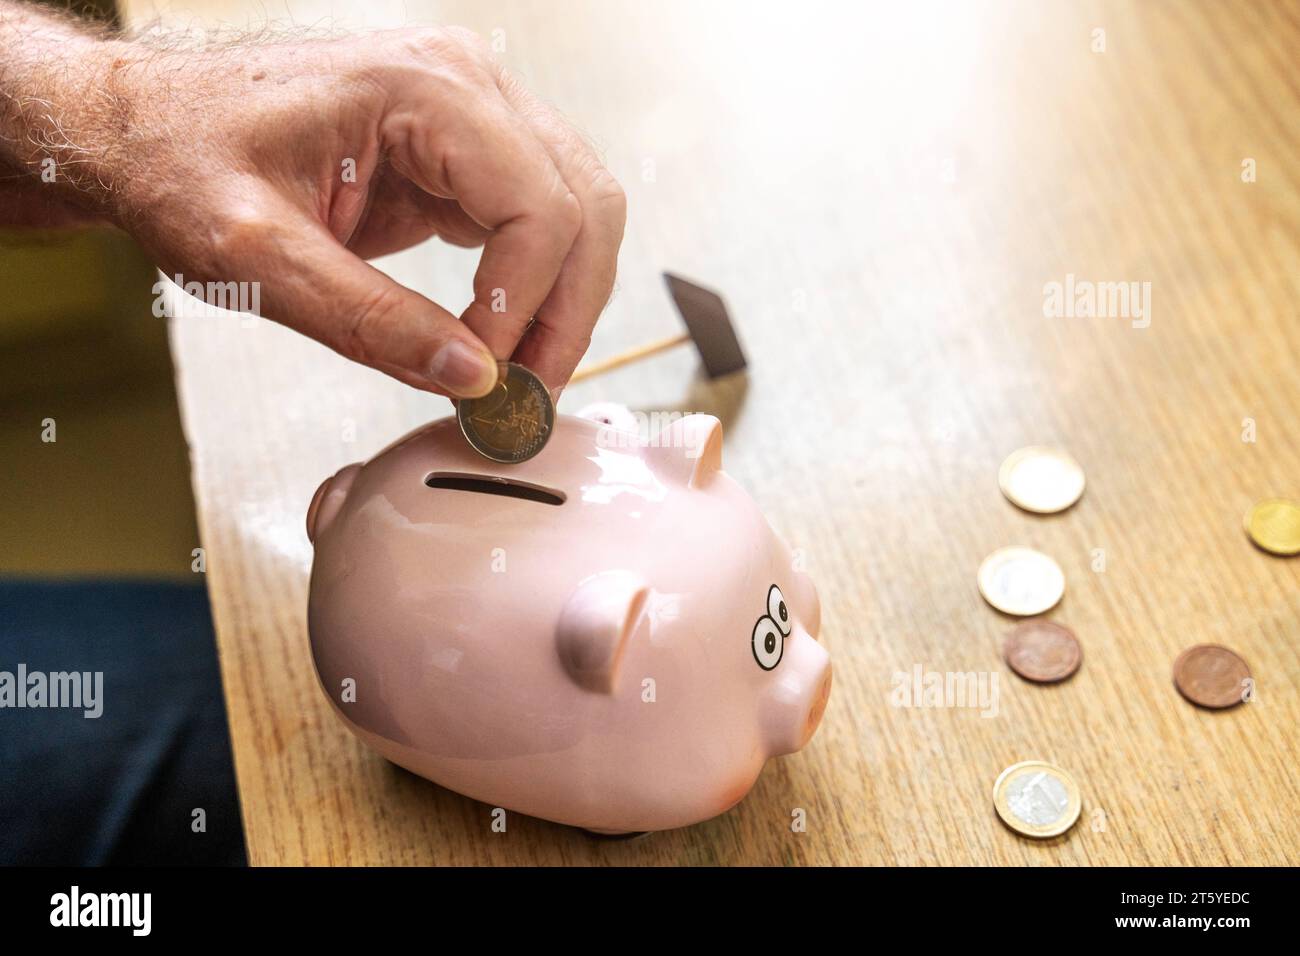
568, 273, 748, 385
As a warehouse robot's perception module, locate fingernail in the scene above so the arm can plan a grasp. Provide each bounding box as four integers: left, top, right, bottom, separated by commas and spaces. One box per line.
429, 340, 497, 397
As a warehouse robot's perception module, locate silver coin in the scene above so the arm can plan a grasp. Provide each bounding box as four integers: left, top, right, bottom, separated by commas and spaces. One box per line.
999, 446, 1086, 514
978, 546, 1065, 616
993, 760, 1082, 838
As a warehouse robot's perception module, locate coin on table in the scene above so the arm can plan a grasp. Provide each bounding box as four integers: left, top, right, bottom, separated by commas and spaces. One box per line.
1173, 644, 1252, 709
978, 547, 1065, 616
998, 446, 1086, 514
456, 362, 555, 464
1004, 620, 1081, 682
993, 760, 1082, 839
1244, 498, 1300, 556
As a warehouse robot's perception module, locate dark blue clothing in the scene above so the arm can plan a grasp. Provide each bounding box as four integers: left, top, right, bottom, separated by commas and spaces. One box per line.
0, 579, 246, 865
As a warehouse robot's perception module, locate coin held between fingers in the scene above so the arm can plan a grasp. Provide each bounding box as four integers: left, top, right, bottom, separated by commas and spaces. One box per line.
457, 361, 555, 463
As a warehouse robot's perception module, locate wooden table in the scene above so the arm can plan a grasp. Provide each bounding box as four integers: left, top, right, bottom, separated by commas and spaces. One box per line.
120, 0, 1300, 865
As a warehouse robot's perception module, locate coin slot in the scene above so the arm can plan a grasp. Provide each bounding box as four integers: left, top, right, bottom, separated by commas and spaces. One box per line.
424, 472, 566, 506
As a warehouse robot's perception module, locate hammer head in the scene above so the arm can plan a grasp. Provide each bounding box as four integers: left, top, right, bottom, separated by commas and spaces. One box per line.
663, 273, 748, 379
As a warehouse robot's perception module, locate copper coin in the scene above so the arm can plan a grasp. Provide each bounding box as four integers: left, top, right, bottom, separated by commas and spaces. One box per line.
1004, 620, 1082, 683
1173, 644, 1251, 709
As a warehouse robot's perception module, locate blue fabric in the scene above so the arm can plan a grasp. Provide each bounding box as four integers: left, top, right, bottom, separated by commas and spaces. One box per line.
0, 579, 246, 865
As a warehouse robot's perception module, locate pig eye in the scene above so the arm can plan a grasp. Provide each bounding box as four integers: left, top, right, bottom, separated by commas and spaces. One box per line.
767, 585, 791, 636
752, 616, 784, 670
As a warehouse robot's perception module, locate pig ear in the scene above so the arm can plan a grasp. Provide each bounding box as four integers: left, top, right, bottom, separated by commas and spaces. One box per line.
651, 414, 723, 488
306, 463, 362, 544
556, 571, 649, 694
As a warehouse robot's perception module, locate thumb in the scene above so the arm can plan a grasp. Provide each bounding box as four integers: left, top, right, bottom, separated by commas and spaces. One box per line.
211, 205, 499, 398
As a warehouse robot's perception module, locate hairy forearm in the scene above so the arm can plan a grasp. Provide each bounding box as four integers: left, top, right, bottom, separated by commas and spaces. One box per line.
0, 4, 366, 233
0, 2, 138, 225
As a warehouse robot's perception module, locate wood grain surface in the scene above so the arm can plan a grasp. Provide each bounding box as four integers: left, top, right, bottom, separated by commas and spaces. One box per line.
119, 0, 1300, 865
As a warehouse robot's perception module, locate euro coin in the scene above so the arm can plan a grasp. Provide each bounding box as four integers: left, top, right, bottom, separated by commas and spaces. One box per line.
1004, 620, 1081, 682
1173, 644, 1251, 709
456, 362, 555, 464
1244, 498, 1300, 556
993, 760, 1082, 839
999, 446, 1086, 514
978, 547, 1065, 616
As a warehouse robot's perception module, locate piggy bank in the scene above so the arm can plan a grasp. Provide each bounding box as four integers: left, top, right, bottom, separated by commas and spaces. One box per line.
305, 413, 831, 833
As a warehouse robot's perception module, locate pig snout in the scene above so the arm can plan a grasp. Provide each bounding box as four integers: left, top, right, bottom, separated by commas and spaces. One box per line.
762, 632, 832, 757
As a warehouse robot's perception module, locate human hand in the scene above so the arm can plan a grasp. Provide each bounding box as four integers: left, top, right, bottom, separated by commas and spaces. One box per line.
0, 9, 626, 397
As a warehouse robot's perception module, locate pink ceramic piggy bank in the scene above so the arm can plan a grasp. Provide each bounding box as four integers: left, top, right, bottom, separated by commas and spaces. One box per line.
306, 413, 830, 833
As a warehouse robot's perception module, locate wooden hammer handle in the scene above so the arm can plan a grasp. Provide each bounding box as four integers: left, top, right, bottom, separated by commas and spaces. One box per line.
567, 331, 691, 385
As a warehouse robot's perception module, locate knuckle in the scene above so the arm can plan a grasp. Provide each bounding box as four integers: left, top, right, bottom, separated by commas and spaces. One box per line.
207, 204, 275, 264
552, 188, 584, 242
587, 168, 628, 226
442, 25, 491, 56
567, 329, 594, 356
494, 65, 527, 99
401, 26, 492, 76
562, 151, 627, 230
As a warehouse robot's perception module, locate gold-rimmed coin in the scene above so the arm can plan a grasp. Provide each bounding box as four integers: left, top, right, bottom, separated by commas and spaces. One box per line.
999, 446, 1086, 514
978, 547, 1065, 616
1004, 620, 1081, 683
457, 362, 555, 464
1173, 644, 1251, 709
993, 760, 1082, 839
1244, 498, 1300, 556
